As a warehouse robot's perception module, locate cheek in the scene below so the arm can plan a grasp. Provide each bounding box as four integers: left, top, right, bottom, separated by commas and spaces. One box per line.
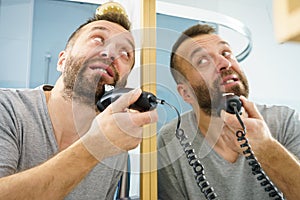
188, 69, 210, 86
71, 49, 88, 60
115, 61, 133, 78
69, 41, 95, 60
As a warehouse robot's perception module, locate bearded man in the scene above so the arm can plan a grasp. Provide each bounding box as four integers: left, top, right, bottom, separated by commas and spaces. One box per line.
0, 12, 157, 199
157, 24, 300, 200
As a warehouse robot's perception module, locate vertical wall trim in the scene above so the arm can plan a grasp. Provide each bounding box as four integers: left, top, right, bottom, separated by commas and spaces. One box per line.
140, 0, 157, 199
26, 0, 34, 88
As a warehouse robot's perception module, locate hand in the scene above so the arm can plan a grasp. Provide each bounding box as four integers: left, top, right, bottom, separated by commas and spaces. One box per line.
81, 88, 158, 161
221, 96, 274, 154
222, 97, 300, 200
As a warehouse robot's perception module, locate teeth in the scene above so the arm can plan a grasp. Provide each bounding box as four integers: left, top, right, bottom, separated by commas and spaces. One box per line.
96, 68, 107, 74
225, 79, 234, 84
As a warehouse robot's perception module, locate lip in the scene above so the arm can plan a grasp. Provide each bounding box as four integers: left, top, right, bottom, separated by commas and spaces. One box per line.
221, 74, 240, 86
89, 63, 115, 79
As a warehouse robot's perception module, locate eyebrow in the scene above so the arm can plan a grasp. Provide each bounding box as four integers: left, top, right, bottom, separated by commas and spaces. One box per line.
91, 26, 109, 32
189, 40, 230, 59
190, 47, 203, 59
90, 26, 135, 50
123, 38, 135, 51
219, 40, 230, 47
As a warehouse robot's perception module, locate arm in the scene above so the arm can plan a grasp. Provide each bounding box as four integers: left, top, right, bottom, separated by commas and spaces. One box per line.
0, 88, 158, 199
0, 140, 98, 199
222, 96, 300, 200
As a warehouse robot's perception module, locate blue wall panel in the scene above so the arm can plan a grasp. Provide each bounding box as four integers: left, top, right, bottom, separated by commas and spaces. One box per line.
30, 0, 98, 87
0, 0, 33, 88
156, 13, 197, 129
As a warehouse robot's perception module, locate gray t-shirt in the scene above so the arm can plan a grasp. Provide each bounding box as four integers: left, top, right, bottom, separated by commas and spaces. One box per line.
157, 105, 300, 200
0, 86, 125, 199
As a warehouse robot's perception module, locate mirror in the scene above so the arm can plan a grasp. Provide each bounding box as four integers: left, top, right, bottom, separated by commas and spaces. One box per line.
1, 0, 299, 199
156, 0, 300, 123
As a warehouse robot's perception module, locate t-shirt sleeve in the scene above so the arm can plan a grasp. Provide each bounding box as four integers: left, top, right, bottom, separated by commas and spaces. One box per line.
281, 109, 300, 159
0, 100, 19, 177
105, 170, 123, 200
104, 154, 129, 200
260, 105, 300, 159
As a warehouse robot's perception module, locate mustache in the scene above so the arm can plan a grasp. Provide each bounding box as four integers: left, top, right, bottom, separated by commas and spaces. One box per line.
220, 69, 237, 78
83, 57, 115, 69
215, 69, 240, 84
82, 57, 119, 82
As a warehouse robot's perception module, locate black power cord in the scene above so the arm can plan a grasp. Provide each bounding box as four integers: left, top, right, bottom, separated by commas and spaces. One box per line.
161, 98, 284, 200
161, 100, 218, 200
232, 106, 284, 200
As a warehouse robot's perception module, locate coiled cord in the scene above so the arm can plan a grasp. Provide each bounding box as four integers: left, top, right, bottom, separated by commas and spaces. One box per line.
175, 128, 218, 200
233, 106, 284, 200
162, 101, 218, 200
160, 99, 284, 199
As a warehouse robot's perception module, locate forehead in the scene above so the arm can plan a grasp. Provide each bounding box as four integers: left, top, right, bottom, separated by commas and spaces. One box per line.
80, 20, 134, 41
176, 34, 228, 58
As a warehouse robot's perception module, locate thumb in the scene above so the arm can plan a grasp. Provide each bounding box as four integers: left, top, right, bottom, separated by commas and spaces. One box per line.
109, 88, 142, 113
240, 96, 263, 120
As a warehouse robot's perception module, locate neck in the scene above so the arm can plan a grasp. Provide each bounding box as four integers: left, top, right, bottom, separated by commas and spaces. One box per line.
196, 109, 223, 142
195, 106, 240, 163
45, 77, 96, 151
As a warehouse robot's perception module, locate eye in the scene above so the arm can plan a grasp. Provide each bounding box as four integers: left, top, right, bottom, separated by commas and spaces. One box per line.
119, 47, 132, 60
192, 50, 212, 68
120, 50, 129, 57
195, 56, 212, 68
222, 51, 232, 58
93, 36, 104, 44
198, 58, 209, 65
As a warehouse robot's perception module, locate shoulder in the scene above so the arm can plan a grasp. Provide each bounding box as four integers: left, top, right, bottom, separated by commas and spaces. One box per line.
256, 103, 300, 151
0, 87, 41, 104
0, 88, 24, 111
256, 103, 298, 117
0, 86, 50, 115
256, 103, 299, 125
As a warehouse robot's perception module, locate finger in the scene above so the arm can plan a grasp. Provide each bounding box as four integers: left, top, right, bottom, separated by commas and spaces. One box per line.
223, 122, 236, 134
221, 110, 244, 130
111, 110, 158, 140
109, 88, 142, 113
126, 109, 158, 127
222, 108, 264, 132
239, 96, 263, 120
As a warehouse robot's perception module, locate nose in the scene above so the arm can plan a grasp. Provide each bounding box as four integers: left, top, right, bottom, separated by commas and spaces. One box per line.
100, 51, 115, 61
216, 55, 232, 72
99, 43, 116, 61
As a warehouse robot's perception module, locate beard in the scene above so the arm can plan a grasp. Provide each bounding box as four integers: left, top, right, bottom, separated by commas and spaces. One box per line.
62, 55, 119, 107
192, 69, 249, 117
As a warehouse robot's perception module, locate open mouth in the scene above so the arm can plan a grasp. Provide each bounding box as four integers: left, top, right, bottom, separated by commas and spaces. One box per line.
221, 75, 239, 85
89, 64, 115, 78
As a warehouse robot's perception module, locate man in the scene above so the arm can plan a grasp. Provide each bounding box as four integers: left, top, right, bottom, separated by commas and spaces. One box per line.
0, 12, 157, 199
157, 24, 300, 200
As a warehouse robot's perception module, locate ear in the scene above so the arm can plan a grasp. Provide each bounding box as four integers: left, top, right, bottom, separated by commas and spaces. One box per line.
177, 83, 193, 104
57, 51, 66, 72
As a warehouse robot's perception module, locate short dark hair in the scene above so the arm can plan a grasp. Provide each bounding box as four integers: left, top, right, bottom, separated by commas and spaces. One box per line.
170, 24, 216, 83
65, 12, 131, 50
